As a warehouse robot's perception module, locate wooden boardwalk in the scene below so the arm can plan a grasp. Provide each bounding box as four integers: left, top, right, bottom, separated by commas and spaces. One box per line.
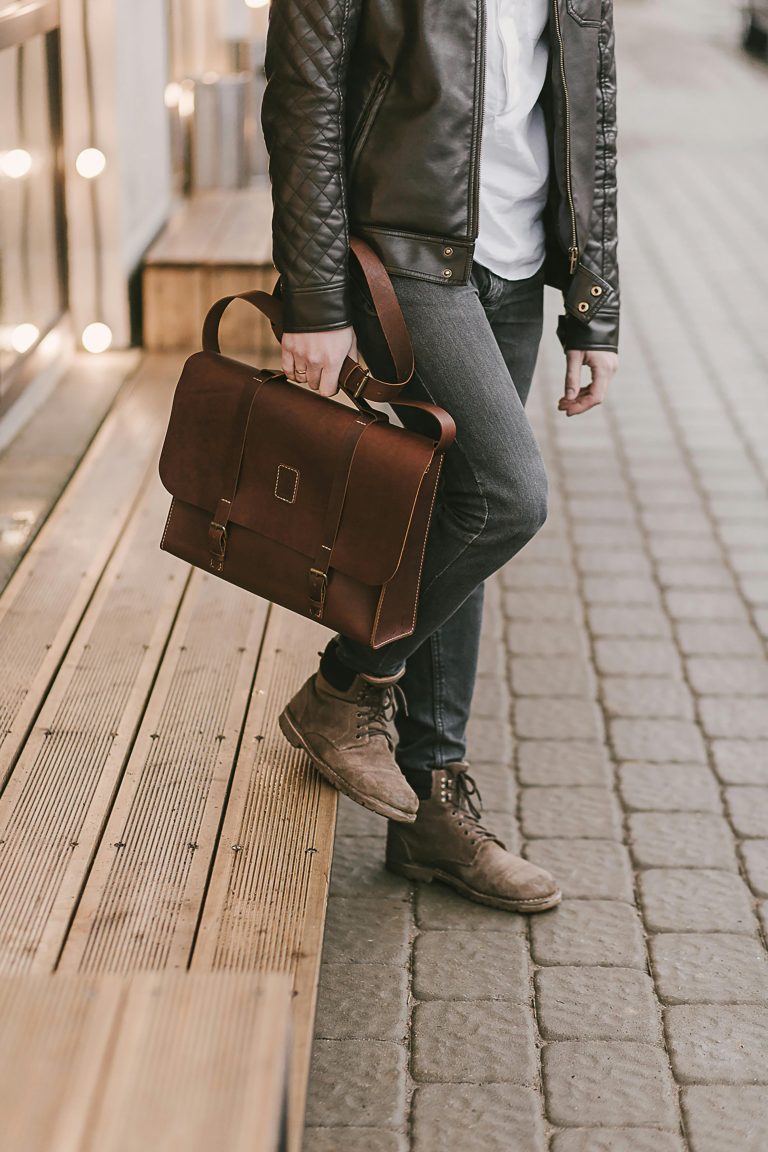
0, 354, 336, 1150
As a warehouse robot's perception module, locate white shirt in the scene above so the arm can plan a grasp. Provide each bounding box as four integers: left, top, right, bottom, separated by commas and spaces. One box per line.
473, 0, 551, 281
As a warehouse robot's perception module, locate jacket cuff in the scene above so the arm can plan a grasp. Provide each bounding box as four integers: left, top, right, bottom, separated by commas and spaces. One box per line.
557, 310, 620, 353
277, 279, 353, 333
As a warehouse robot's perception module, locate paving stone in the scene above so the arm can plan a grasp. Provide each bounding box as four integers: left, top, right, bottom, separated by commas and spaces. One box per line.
587, 606, 672, 639
323, 898, 412, 965
575, 548, 651, 575
411, 1001, 537, 1084
648, 535, 721, 562
628, 812, 738, 870
581, 575, 661, 605
305, 1039, 407, 1128
551, 1131, 685, 1152
656, 561, 734, 589
304, 1131, 406, 1152
643, 510, 713, 537
568, 497, 635, 523
510, 656, 595, 698
699, 698, 768, 740
314, 964, 408, 1040
517, 741, 611, 786
675, 622, 763, 656
542, 1042, 678, 1128
573, 524, 644, 549
610, 718, 707, 764
602, 676, 694, 720
739, 575, 768, 605
725, 786, 768, 837
466, 715, 513, 763
593, 638, 682, 677
650, 934, 768, 1004
741, 840, 768, 896
521, 787, 622, 840
330, 838, 410, 897
530, 900, 647, 968
524, 839, 634, 901
535, 966, 661, 1042
664, 590, 748, 621
712, 740, 768, 784
639, 869, 755, 934
412, 1083, 545, 1152
468, 766, 516, 812
414, 884, 527, 933
471, 674, 508, 718
514, 698, 604, 742
682, 1085, 768, 1152
686, 657, 768, 696
618, 762, 721, 813
503, 562, 573, 590
502, 589, 580, 620
665, 1005, 768, 1084
337, 794, 390, 837
505, 620, 585, 657
413, 931, 529, 1003
477, 636, 505, 678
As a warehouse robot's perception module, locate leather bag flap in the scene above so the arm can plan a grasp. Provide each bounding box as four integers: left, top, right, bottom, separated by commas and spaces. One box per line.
158, 352, 437, 586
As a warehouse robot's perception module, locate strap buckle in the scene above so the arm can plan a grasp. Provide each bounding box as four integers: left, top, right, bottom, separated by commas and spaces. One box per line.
351, 367, 371, 399
308, 567, 328, 619
208, 521, 228, 572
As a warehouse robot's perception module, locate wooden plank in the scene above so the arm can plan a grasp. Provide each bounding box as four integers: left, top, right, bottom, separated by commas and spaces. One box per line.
191, 607, 337, 1150
144, 186, 274, 267
57, 572, 269, 974
0, 970, 291, 1152
0, 351, 138, 593
0, 357, 179, 790
142, 266, 207, 351
0, 972, 126, 1152
0, 473, 190, 975
85, 971, 292, 1152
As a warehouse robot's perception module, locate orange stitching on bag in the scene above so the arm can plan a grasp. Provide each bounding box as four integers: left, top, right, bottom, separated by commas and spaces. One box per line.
160, 498, 175, 550
275, 464, 299, 503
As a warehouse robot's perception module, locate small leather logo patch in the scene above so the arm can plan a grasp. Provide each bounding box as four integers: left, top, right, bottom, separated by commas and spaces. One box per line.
275, 464, 299, 504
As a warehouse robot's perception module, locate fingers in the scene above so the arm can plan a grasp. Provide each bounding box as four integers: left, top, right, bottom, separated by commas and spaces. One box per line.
558, 350, 618, 417
564, 350, 583, 400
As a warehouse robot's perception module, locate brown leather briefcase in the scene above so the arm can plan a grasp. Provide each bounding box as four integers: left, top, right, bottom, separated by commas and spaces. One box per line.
158, 236, 456, 649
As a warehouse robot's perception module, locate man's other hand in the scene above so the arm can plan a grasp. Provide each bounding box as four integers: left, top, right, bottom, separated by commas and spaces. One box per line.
281, 326, 359, 397
559, 349, 618, 416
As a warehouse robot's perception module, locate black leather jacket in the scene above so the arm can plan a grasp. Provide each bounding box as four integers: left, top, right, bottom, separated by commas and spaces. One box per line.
261, 0, 619, 352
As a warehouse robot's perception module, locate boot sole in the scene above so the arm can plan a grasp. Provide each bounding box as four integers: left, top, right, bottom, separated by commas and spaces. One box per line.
278, 707, 418, 824
385, 859, 562, 913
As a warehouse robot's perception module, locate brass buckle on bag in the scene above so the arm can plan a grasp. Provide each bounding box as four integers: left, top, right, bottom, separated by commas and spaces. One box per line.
208, 520, 228, 572
351, 367, 371, 399
308, 567, 328, 619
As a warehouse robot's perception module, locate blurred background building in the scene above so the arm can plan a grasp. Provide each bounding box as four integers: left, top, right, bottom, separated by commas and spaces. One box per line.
0, 0, 272, 424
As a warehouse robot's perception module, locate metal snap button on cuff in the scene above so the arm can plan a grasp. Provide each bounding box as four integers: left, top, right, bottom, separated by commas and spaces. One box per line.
577, 301, 589, 313
590, 285, 603, 297
443, 246, 453, 257
442, 269, 453, 279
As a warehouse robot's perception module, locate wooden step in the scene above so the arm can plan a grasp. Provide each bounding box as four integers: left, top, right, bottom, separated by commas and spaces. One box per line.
142, 185, 281, 358
0, 969, 291, 1152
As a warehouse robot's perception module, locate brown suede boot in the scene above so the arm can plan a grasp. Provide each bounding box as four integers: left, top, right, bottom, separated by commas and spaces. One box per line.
386, 763, 561, 912
278, 667, 418, 822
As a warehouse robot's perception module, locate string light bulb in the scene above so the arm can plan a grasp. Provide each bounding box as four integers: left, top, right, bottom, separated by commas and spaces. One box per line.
75, 148, 107, 178
244, 0, 270, 7
164, 82, 182, 108
11, 324, 40, 353
82, 322, 113, 354
1, 149, 32, 178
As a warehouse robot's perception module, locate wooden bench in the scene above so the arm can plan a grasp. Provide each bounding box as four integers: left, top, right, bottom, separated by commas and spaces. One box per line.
0, 352, 339, 1150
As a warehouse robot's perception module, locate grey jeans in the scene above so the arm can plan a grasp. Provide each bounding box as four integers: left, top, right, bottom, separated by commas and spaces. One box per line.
335, 257, 548, 774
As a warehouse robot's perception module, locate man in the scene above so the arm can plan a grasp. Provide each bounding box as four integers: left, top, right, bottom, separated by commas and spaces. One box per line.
261, 0, 618, 913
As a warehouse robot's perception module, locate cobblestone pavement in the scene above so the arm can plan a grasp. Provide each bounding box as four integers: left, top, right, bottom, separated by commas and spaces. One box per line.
304, 2, 768, 1149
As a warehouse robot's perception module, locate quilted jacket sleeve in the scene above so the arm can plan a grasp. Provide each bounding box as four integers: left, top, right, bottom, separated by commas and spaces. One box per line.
261, 0, 362, 333
558, 0, 620, 354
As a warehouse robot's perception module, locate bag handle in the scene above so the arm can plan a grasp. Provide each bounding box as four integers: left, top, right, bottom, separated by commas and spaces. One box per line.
201, 235, 455, 452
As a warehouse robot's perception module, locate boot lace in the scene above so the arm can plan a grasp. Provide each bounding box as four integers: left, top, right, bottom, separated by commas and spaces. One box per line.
354, 681, 407, 750
446, 770, 500, 846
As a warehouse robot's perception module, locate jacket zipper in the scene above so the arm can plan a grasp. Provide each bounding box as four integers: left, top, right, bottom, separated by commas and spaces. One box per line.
348, 72, 390, 174
469, 0, 487, 237
552, 0, 579, 274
